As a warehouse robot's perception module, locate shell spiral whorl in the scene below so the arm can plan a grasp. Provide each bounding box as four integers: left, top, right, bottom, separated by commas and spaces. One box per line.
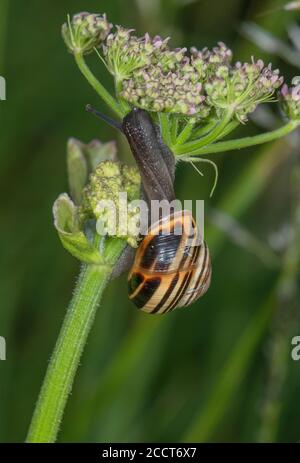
128, 210, 211, 314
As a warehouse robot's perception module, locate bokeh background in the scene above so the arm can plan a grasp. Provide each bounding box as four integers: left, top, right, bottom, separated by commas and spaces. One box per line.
1, 0, 300, 443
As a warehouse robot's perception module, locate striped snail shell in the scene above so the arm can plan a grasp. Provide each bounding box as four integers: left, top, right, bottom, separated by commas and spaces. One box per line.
128, 210, 211, 314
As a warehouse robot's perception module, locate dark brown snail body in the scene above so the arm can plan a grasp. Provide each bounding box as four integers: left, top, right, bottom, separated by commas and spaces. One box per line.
86, 105, 212, 314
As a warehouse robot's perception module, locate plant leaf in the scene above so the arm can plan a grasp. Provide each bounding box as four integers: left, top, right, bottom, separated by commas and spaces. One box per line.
53, 193, 103, 264
67, 138, 89, 205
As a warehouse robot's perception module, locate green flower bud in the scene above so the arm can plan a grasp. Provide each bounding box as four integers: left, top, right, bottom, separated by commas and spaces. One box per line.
53, 138, 126, 263
204, 59, 283, 122
103, 27, 154, 80
62, 12, 112, 55
81, 161, 141, 247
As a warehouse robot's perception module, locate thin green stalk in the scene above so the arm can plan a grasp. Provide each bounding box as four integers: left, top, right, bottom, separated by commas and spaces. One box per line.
215, 119, 239, 141
173, 109, 233, 154
74, 53, 124, 118
170, 116, 179, 145
63, 317, 164, 440
26, 239, 126, 443
191, 120, 217, 140
158, 112, 172, 146
175, 119, 195, 145
175, 120, 299, 157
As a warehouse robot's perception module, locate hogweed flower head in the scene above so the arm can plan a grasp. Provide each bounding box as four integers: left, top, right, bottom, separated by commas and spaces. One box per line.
280, 82, 300, 120
62, 13, 288, 124
62, 12, 112, 55
60, 11, 300, 199
103, 28, 158, 81
191, 42, 233, 80
122, 65, 208, 116
120, 41, 209, 117
204, 58, 283, 122
119, 37, 283, 121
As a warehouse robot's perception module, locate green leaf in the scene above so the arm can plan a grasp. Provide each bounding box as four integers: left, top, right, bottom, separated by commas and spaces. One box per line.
85, 139, 117, 171
67, 138, 118, 205
67, 139, 89, 205
53, 193, 103, 264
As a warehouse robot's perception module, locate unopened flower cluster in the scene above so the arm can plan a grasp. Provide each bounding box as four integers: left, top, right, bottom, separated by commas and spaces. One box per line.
280, 83, 300, 120
53, 139, 142, 264
62, 12, 112, 54
80, 161, 141, 247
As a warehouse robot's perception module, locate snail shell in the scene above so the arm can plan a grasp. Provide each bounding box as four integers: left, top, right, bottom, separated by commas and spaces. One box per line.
128, 210, 211, 314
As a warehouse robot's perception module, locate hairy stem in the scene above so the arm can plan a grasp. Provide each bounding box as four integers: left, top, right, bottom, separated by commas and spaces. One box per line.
175, 120, 299, 157
74, 53, 123, 118
26, 239, 126, 443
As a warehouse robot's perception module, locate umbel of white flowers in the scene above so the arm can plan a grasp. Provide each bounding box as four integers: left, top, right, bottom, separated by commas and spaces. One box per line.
61, 13, 294, 122
63, 11, 300, 126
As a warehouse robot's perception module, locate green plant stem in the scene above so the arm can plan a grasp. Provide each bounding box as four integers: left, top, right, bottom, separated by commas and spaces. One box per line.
191, 120, 217, 139
170, 116, 179, 144
158, 112, 171, 146
175, 119, 195, 145
74, 53, 124, 118
173, 109, 233, 154
175, 120, 299, 157
215, 119, 239, 141
26, 238, 126, 443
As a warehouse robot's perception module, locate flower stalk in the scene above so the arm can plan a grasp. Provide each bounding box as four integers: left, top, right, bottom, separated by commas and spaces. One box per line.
74, 52, 123, 118
176, 119, 196, 145
158, 112, 172, 145
27, 136, 140, 442
173, 109, 234, 153
26, 238, 126, 443
176, 119, 299, 157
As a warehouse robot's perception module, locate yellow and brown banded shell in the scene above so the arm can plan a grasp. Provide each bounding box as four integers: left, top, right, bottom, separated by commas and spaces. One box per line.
128, 210, 211, 314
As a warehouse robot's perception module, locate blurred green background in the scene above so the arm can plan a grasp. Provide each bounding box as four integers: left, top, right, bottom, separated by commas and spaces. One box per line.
1, 0, 300, 443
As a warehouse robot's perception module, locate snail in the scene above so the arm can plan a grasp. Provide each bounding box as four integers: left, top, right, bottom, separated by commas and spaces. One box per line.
86, 105, 211, 314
